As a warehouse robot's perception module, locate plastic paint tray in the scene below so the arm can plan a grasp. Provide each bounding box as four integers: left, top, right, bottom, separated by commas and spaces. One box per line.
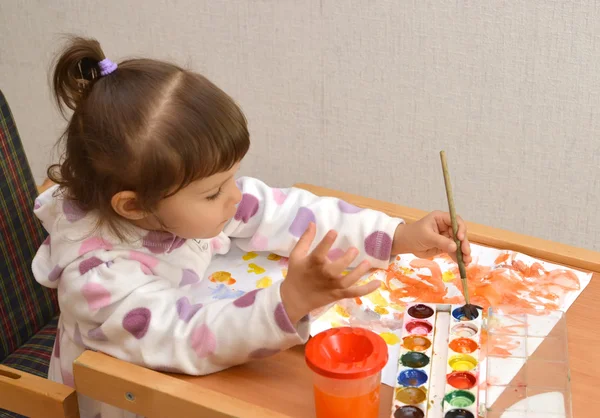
391, 303, 483, 418
390, 305, 572, 418
482, 307, 572, 418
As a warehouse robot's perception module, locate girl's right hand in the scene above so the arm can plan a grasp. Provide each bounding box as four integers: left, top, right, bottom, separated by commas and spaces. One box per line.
280, 222, 381, 325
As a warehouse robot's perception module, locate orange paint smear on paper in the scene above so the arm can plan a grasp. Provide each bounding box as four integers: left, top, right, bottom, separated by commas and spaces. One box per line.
375, 254, 581, 360
379, 255, 580, 316
381, 259, 462, 305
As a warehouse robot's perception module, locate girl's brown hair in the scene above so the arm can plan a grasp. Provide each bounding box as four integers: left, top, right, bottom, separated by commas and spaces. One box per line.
48, 36, 249, 239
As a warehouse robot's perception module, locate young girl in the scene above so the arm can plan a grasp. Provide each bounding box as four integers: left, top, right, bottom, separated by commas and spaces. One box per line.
33, 36, 471, 418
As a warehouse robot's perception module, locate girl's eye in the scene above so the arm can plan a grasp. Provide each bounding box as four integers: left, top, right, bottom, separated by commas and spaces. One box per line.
206, 188, 222, 201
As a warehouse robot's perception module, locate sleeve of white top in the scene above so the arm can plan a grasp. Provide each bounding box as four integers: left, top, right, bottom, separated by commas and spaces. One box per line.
223, 176, 404, 269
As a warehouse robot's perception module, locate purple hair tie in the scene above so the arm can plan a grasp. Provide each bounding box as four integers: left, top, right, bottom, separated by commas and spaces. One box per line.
98, 58, 117, 76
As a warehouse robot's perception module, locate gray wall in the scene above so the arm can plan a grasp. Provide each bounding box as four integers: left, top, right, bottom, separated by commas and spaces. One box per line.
1, 1, 598, 250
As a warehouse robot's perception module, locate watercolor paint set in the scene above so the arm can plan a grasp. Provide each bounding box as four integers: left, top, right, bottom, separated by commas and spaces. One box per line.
391, 303, 484, 418
390, 303, 572, 418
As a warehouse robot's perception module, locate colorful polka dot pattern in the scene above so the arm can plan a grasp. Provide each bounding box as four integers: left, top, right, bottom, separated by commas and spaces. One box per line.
123, 308, 152, 339
130, 250, 158, 275
364, 230, 393, 260
234, 193, 260, 223
171, 237, 187, 252
78, 237, 113, 255
274, 303, 296, 334
79, 256, 105, 275
210, 238, 222, 252
46, 180, 402, 380
81, 282, 111, 311
180, 269, 200, 287
272, 188, 287, 205
289, 207, 316, 237
48, 265, 64, 282
191, 324, 216, 358
142, 230, 186, 254
88, 326, 108, 341
233, 289, 262, 308
250, 233, 268, 251
63, 199, 86, 223
177, 297, 203, 322
338, 200, 363, 213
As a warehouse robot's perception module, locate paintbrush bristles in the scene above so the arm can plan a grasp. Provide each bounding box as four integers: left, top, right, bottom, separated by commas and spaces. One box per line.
440, 151, 476, 319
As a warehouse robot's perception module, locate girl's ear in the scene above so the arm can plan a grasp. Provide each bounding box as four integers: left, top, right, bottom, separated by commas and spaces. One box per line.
111, 191, 147, 220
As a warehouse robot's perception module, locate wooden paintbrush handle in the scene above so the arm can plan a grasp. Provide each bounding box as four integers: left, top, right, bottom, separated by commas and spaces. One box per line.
440, 151, 468, 282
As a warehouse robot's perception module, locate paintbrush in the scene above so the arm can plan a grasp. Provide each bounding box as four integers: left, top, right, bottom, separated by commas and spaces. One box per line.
439, 150, 478, 320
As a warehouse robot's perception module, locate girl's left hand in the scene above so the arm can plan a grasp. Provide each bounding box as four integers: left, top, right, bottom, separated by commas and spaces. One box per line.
391, 211, 472, 264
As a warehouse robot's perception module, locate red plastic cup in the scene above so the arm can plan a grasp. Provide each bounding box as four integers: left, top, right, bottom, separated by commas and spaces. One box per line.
305, 327, 388, 418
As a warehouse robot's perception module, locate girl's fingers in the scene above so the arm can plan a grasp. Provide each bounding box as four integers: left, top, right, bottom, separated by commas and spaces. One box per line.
310, 229, 338, 262
325, 247, 359, 276
341, 280, 381, 299
290, 222, 316, 259
461, 243, 472, 264
456, 216, 467, 240
461, 235, 471, 254
462, 242, 471, 258
432, 233, 457, 254
340, 260, 372, 288
438, 212, 467, 242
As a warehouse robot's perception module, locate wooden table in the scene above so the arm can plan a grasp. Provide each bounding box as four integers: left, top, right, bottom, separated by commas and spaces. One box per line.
74, 184, 600, 418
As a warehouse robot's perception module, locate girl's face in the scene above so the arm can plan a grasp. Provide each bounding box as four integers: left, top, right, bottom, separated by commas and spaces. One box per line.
146, 163, 242, 239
